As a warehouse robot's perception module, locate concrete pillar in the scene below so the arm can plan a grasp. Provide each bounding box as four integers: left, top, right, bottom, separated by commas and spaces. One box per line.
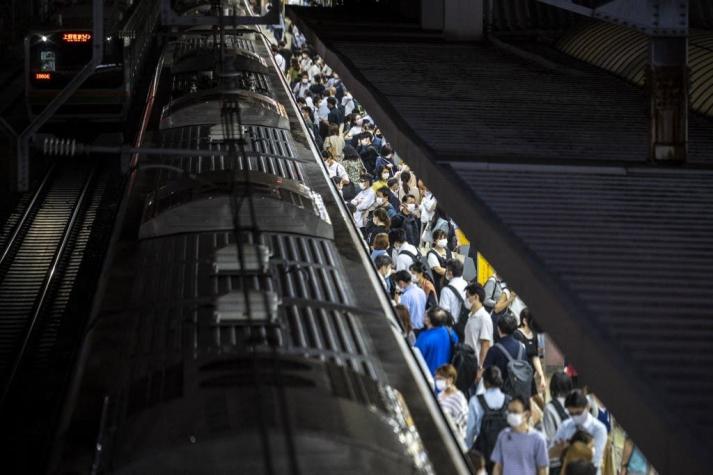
443, 0, 483, 40
649, 36, 688, 163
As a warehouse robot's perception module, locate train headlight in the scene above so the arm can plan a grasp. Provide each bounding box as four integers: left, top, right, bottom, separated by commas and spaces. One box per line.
41, 35, 48, 42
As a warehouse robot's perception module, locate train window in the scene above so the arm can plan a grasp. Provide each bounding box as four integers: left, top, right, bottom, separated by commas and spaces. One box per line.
40, 51, 56, 72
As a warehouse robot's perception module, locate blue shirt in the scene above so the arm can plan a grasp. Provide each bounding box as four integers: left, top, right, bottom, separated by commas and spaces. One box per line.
400, 283, 427, 330
415, 326, 456, 375
370, 249, 388, 262
491, 428, 549, 474
465, 387, 506, 448
483, 335, 526, 380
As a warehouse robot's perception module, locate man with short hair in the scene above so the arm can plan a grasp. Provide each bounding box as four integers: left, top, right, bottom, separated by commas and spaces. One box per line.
439, 259, 468, 325
391, 194, 420, 246
415, 307, 457, 375
464, 283, 494, 369
386, 178, 401, 210
373, 254, 393, 294
326, 96, 344, 125
482, 313, 526, 381
293, 72, 310, 98
491, 396, 548, 475
350, 174, 375, 231
393, 270, 427, 331
391, 228, 420, 272
550, 390, 608, 474
374, 187, 397, 218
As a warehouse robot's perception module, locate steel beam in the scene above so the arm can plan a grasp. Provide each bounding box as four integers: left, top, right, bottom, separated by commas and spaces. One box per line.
160, 0, 280, 27
16, 0, 104, 192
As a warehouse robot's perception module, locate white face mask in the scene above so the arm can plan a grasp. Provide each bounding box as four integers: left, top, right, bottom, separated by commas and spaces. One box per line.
360, 183, 368, 190
356, 118, 363, 126
507, 412, 524, 428
435, 379, 447, 391
406, 203, 416, 212
436, 238, 448, 248
376, 197, 384, 205
410, 272, 419, 281
571, 412, 590, 426
381, 173, 389, 180
302, 79, 308, 84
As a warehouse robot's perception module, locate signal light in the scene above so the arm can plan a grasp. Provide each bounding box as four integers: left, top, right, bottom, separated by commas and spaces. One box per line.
35, 73, 52, 80
62, 33, 92, 43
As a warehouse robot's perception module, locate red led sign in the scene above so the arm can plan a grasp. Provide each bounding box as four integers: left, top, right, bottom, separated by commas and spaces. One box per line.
35, 73, 52, 80
62, 33, 92, 43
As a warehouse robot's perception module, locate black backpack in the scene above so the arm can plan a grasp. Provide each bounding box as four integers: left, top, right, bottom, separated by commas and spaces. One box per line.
448, 331, 478, 397
495, 343, 533, 400
551, 398, 570, 424
398, 249, 434, 282
444, 284, 470, 341
426, 248, 451, 292
473, 393, 511, 461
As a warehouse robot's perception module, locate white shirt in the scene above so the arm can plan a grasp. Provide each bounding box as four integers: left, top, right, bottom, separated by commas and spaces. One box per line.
464, 306, 493, 360
326, 161, 348, 181
350, 187, 375, 228
420, 192, 437, 224
439, 276, 468, 322
395, 242, 419, 271
552, 414, 608, 472
426, 248, 447, 270
318, 100, 331, 121
274, 53, 286, 72
342, 96, 355, 116
307, 63, 321, 80
465, 387, 506, 447
293, 81, 310, 98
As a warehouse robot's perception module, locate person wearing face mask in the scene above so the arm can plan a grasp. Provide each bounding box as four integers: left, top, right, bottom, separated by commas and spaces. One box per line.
550, 390, 607, 475
391, 194, 421, 246
438, 259, 469, 329
374, 187, 398, 218
435, 364, 469, 444
544, 372, 573, 474
427, 229, 452, 293
409, 262, 437, 310
373, 254, 394, 295
350, 174, 376, 233
292, 72, 310, 99
419, 183, 437, 246
386, 177, 401, 210
491, 396, 549, 475
371, 167, 391, 191
467, 367, 509, 463
326, 96, 344, 126
374, 144, 398, 179
392, 270, 426, 332
322, 150, 348, 185
464, 284, 494, 376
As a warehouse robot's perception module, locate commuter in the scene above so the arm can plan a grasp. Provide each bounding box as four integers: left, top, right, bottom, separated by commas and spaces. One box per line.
300, 105, 322, 149
419, 183, 437, 246
415, 307, 457, 375
392, 195, 421, 246
514, 308, 546, 404
323, 124, 345, 162
271, 43, 286, 72
374, 187, 398, 218
564, 461, 597, 475
375, 144, 398, 178
491, 396, 549, 475
439, 259, 469, 328
326, 96, 344, 126
464, 283, 494, 369
544, 372, 573, 474
278, 40, 292, 67
435, 364, 469, 442
370, 233, 390, 262
427, 229, 452, 292
550, 390, 608, 473
341, 92, 355, 116
293, 72, 310, 98
560, 431, 595, 475
366, 208, 390, 245
371, 166, 391, 191
409, 261, 437, 310
398, 169, 420, 202
482, 313, 532, 399
386, 178, 401, 210
361, 146, 379, 177
619, 436, 651, 475
391, 228, 420, 272
307, 56, 322, 80
395, 304, 416, 345
373, 254, 393, 295
345, 114, 364, 139
323, 150, 348, 183
308, 73, 325, 97
393, 270, 427, 332
466, 367, 510, 468
341, 144, 365, 189
286, 57, 301, 86
350, 174, 376, 232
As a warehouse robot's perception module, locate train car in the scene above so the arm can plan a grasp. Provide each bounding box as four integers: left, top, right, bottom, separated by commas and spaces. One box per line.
25, 0, 159, 120
49, 4, 464, 474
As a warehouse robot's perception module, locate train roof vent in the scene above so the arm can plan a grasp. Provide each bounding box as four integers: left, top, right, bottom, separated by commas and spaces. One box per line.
214, 290, 279, 325
212, 244, 271, 275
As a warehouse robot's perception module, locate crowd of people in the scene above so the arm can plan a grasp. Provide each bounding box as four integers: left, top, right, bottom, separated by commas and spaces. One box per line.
272, 17, 653, 475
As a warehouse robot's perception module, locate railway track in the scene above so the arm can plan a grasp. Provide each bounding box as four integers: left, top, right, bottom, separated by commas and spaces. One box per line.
0, 160, 107, 469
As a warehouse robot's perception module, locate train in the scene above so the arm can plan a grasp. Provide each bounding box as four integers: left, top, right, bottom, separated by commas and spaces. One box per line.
49, 2, 466, 473
25, 0, 158, 120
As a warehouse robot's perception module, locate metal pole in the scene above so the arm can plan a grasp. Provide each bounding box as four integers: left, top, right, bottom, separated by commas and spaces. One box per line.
16, 0, 104, 192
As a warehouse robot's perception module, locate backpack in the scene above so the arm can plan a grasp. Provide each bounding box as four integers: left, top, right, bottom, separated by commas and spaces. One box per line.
426, 248, 452, 292
448, 330, 478, 397
551, 398, 570, 424
473, 393, 511, 461
444, 284, 470, 341
494, 343, 533, 400
398, 249, 434, 282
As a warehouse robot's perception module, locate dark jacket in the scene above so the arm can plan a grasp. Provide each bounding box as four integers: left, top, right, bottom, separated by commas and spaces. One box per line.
392, 213, 420, 246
